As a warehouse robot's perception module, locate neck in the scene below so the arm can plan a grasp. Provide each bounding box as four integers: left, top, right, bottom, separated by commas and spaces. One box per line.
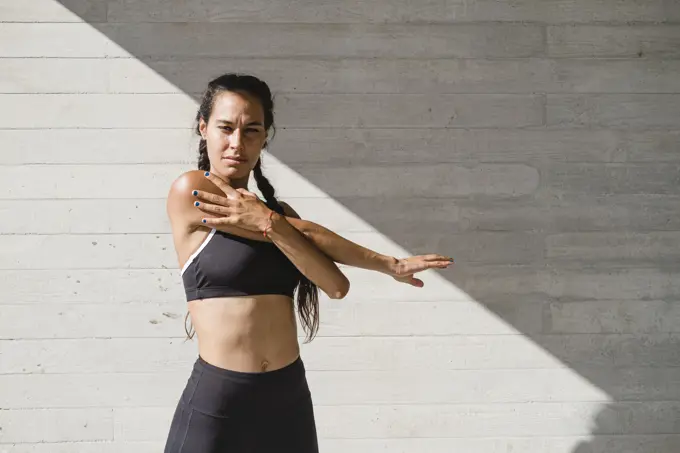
229, 177, 249, 190
210, 167, 249, 189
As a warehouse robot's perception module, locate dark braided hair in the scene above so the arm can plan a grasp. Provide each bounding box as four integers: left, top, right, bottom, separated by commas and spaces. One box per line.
190, 73, 320, 343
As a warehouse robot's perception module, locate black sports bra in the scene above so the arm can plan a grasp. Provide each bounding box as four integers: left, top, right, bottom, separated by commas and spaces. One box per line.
181, 228, 302, 301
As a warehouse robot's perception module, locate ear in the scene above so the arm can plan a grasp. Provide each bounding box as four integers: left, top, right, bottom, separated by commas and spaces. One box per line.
198, 117, 208, 140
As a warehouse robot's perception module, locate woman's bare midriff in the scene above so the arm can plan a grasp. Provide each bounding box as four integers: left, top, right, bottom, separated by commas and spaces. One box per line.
187, 294, 301, 373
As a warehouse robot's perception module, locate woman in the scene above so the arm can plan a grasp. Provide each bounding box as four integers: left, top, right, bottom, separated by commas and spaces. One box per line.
163, 73, 453, 452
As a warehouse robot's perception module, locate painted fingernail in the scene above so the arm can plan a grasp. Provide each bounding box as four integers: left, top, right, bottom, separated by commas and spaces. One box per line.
204, 171, 210, 176
192, 190, 198, 196
194, 201, 200, 206
202, 219, 207, 223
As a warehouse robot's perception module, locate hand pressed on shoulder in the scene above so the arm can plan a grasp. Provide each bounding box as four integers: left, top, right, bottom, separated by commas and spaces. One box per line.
192, 171, 273, 233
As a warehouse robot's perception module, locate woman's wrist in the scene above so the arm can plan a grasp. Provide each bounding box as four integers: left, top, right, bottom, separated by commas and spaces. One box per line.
380, 254, 400, 275
262, 210, 276, 237
262, 211, 287, 238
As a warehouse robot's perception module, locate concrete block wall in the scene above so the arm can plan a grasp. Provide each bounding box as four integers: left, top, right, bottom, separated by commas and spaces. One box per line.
1, 1, 679, 451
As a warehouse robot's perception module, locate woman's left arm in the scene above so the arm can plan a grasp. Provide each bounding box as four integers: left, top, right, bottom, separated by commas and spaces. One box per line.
198, 173, 349, 299
195, 173, 452, 289
278, 202, 452, 288
265, 210, 350, 299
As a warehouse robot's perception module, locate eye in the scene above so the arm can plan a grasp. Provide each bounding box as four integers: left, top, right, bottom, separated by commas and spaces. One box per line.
220, 126, 233, 133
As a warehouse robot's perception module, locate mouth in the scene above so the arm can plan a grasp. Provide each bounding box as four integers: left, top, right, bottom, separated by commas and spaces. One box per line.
222, 156, 247, 163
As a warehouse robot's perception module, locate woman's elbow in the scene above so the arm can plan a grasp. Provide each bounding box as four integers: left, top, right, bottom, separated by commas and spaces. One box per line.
327, 277, 350, 300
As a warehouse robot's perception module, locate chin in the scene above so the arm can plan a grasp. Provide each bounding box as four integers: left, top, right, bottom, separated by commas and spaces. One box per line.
218, 164, 247, 179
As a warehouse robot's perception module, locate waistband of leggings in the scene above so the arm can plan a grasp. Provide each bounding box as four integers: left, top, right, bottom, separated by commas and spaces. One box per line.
195, 354, 305, 381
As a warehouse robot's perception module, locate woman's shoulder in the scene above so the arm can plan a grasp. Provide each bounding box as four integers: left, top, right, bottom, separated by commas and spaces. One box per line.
168, 170, 224, 199
170, 169, 209, 192
166, 170, 222, 229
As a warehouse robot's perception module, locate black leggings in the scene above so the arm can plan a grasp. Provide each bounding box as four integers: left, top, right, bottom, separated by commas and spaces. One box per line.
164, 355, 319, 453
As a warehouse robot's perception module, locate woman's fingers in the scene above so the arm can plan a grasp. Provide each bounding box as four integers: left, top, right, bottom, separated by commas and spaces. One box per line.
201, 216, 237, 226
192, 190, 232, 206
393, 274, 425, 287
414, 261, 451, 273
203, 171, 240, 199
404, 275, 424, 287
194, 201, 231, 216
423, 254, 454, 262
418, 255, 454, 268
391, 256, 453, 278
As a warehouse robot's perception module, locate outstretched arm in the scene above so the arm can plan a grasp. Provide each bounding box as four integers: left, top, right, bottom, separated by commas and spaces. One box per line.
279, 202, 395, 272
189, 173, 453, 287
279, 202, 453, 286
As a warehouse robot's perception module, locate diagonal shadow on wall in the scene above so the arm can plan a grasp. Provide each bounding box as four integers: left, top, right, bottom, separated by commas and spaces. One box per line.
53, 0, 680, 450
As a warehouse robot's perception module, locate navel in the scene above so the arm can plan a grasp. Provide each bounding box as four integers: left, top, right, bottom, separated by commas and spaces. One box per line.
260, 359, 269, 371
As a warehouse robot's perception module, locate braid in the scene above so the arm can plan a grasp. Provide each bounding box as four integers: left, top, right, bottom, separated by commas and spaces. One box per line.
253, 157, 320, 342
197, 139, 210, 172
252, 158, 284, 215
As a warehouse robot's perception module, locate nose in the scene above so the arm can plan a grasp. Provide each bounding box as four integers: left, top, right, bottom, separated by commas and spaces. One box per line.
229, 129, 244, 151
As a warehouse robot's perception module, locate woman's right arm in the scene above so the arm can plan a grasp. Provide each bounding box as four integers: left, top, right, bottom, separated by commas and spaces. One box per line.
168, 171, 452, 281
167, 170, 267, 239
168, 170, 349, 298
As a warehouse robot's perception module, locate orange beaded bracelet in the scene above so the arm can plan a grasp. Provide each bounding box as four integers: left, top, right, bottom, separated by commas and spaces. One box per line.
263, 210, 275, 238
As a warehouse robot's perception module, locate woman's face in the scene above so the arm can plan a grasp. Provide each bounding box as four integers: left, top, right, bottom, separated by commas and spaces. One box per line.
199, 90, 268, 180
